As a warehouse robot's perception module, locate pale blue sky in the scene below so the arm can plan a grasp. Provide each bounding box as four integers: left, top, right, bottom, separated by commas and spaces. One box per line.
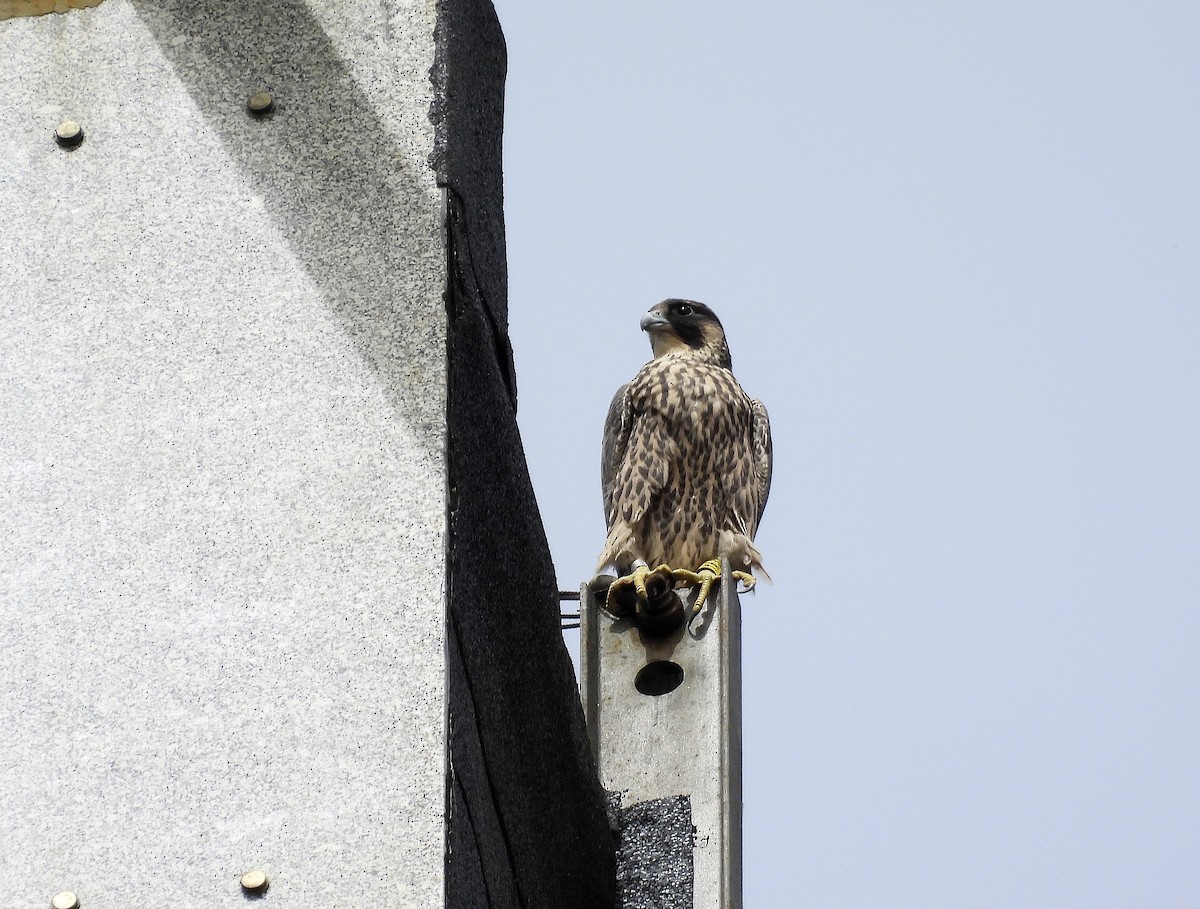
494, 2, 1199, 905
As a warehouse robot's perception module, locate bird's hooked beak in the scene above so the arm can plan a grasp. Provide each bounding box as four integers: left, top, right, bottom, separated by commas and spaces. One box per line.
640, 309, 670, 333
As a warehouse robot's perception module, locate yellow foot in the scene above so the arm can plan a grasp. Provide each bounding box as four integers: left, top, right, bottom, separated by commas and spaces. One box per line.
672, 559, 756, 618
605, 563, 675, 616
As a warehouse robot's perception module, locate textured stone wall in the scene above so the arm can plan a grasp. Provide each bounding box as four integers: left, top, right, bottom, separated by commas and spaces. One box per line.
0, 3, 447, 905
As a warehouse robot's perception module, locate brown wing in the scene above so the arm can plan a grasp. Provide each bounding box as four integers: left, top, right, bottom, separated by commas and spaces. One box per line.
751, 398, 772, 530
600, 384, 630, 530
601, 381, 674, 532
726, 396, 772, 538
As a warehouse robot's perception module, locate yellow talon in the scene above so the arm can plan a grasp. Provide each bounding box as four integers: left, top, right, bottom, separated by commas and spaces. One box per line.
733, 570, 756, 593
673, 559, 756, 619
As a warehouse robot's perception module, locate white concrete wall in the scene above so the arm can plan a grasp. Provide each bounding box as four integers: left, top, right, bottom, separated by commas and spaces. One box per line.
0, 3, 446, 906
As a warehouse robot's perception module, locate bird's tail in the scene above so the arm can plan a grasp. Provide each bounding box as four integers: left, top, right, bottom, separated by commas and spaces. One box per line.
720, 530, 771, 582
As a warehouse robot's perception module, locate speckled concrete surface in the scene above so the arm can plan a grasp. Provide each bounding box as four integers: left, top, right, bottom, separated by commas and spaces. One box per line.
611, 794, 694, 909
0, 2, 445, 906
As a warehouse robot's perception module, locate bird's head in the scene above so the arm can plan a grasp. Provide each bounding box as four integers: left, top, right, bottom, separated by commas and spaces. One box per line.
641, 299, 732, 369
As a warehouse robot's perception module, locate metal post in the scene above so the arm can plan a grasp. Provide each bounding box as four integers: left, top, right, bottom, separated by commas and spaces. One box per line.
582, 557, 743, 908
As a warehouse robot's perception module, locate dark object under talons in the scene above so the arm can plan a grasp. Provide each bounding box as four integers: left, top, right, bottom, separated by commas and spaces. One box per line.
636, 587, 686, 636
591, 572, 686, 636
641, 566, 674, 604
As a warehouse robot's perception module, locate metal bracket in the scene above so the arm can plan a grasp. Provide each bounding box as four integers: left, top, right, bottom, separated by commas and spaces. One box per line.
580, 557, 743, 908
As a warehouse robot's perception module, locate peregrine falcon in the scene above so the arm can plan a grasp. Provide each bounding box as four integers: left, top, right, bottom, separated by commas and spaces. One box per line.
597, 299, 772, 617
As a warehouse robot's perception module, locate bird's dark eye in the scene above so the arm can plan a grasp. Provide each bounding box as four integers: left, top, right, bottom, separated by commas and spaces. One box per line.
673, 303, 694, 316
